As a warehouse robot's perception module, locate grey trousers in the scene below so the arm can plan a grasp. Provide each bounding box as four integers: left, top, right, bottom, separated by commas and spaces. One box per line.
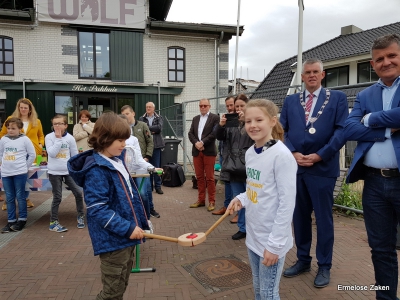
97, 246, 136, 300
49, 174, 84, 222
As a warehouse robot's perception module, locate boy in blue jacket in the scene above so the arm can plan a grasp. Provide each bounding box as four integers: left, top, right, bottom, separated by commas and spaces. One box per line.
68, 112, 149, 300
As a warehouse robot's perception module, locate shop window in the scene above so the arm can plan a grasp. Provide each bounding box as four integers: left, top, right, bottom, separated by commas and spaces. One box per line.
358, 61, 379, 83
0, 37, 14, 76
322, 66, 349, 88
0, 99, 6, 127
79, 31, 110, 79
168, 47, 185, 82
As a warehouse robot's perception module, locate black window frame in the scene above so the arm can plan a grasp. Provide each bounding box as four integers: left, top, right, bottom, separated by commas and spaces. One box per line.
168, 47, 185, 82
322, 65, 349, 88
78, 29, 111, 80
0, 36, 14, 76
357, 61, 379, 83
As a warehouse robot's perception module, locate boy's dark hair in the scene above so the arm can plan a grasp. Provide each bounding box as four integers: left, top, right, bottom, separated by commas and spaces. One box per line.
88, 112, 130, 152
121, 105, 134, 113
51, 114, 68, 124
5, 117, 23, 129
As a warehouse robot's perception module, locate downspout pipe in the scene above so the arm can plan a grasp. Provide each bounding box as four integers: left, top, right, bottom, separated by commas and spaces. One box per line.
216, 31, 224, 114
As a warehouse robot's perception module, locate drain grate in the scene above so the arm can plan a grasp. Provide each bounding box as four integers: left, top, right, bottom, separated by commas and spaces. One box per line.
182, 254, 252, 293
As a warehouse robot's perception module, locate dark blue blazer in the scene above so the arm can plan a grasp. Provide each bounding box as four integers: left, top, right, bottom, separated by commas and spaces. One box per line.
344, 83, 400, 183
280, 89, 349, 178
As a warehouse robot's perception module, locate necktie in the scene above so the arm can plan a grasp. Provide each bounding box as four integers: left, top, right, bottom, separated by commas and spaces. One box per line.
305, 94, 314, 122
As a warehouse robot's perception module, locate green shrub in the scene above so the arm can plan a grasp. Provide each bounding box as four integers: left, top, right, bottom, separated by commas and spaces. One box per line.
334, 183, 363, 216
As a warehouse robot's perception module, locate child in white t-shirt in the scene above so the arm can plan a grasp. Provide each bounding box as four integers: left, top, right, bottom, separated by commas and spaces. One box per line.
46, 114, 85, 232
228, 99, 297, 299
0, 117, 35, 232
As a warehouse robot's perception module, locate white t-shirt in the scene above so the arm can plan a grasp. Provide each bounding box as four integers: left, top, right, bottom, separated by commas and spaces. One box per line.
0, 135, 36, 177
45, 132, 78, 175
236, 140, 297, 258
99, 153, 133, 197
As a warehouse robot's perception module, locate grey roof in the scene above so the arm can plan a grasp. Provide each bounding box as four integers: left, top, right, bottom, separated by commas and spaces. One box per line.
252, 22, 400, 108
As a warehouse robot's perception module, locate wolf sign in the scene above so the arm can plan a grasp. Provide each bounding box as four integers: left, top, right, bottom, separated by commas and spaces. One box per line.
37, 0, 146, 29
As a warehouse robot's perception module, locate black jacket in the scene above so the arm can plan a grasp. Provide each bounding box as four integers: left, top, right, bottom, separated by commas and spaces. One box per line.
216, 123, 254, 182
139, 113, 165, 149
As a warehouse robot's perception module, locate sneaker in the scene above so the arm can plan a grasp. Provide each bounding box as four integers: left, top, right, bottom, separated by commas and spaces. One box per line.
77, 215, 85, 229
10, 220, 26, 231
144, 220, 154, 234
26, 199, 34, 208
150, 209, 160, 218
49, 221, 68, 233
232, 231, 246, 240
1, 222, 16, 233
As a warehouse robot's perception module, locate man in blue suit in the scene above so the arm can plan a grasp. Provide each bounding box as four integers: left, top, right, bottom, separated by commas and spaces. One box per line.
345, 34, 400, 300
280, 58, 348, 288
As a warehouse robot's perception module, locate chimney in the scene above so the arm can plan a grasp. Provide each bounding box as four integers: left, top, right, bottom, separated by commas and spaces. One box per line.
341, 25, 363, 36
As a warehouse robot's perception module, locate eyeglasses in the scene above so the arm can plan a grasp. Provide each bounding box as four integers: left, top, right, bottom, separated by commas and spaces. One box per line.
199, 105, 209, 108
53, 123, 65, 126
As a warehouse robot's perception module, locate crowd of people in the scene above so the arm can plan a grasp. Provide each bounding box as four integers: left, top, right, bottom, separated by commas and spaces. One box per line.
0, 33, 399, 300
187, 34, 400, 300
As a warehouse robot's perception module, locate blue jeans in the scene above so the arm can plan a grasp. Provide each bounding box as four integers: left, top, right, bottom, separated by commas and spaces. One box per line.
363, 171, 400, 300
149, 148, 162, 190
230, 180, 246, 233
247, 248, 284, 300
224, 181, 233, 208
3, 173, 28, 222
134, 177, 150, 220
219, 155, 233, 208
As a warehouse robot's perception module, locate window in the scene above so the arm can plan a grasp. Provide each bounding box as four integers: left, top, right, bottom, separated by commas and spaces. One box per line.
0, 37, 14, 76
322, 66, 349, 87
0, 99, 6, 127
168, 47, 185, 82
358, 61, 379, 83
78, 32, 110, 79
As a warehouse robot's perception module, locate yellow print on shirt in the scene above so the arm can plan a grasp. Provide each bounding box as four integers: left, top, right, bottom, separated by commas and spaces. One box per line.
55, 148, 68, 159
4, 149, 17, 161
246, 187, 258, 204
247, 181, 263, 189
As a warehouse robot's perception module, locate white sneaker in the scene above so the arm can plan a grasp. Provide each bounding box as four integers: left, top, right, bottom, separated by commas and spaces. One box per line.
144, 220, 154, 234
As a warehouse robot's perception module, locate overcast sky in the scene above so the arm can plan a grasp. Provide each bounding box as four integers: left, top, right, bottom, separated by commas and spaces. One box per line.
167, 0, 400, 82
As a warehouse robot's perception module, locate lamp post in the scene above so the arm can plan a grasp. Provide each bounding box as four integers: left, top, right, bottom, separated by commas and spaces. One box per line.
296, 0, 304, 92
233, 0, 241, 95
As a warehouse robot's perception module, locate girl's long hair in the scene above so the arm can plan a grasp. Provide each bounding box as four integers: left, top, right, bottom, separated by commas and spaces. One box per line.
245, 99, 284, 142
11, 98, 39, 127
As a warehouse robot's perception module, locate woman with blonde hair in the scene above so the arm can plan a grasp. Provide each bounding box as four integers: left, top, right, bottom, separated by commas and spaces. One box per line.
0, 98, 44, 209
73, 110, 94, 152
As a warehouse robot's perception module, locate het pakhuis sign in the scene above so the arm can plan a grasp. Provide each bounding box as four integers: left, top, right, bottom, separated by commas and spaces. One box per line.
72, 85, 118, 92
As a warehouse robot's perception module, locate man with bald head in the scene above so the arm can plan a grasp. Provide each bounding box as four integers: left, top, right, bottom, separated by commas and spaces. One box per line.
188, 99, 219, 212
140, 102, 165, 196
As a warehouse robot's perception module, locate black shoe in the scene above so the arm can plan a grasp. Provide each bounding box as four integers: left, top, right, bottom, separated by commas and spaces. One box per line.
1, 222, 16, 233
10, 220, 26, 231
155, 188, 164, 194
150, 209, 160, 218
283, 261, 311, 278
314, 268, 330, 288
232, 231, 246, 240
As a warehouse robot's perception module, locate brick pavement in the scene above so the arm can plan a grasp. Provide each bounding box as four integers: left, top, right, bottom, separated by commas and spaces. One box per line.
0, 182, 397, 300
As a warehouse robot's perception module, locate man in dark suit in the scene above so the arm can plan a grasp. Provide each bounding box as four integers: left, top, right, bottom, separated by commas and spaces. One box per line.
280, 58, 349, 288
345, 34, 400, 300
188, 98, 220, 212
